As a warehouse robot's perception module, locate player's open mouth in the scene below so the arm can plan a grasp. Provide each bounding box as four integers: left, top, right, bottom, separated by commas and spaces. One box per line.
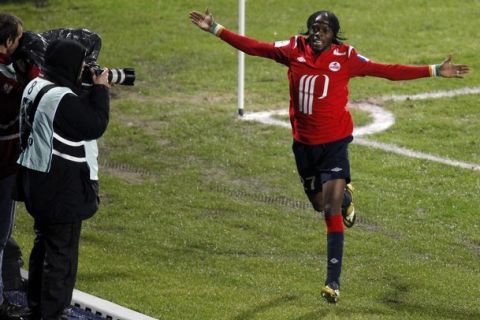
312, 39, 324, 48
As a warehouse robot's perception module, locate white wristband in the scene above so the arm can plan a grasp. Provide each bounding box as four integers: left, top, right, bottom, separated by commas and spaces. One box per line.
430, 64, 441, 77
209, 22, 225, 36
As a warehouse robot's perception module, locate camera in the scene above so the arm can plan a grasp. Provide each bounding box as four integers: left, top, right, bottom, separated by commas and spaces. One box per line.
83, 64, 136, 86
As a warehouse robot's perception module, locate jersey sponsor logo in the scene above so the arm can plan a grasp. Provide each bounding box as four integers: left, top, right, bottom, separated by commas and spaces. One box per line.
274, 40, 290, 47
333, 48, 347, 56
329, 61, 341, 72
298, 74, 330, 114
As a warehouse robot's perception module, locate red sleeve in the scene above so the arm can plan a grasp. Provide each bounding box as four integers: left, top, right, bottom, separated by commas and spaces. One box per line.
348, 49, 431, 80
219, 28, 291, 65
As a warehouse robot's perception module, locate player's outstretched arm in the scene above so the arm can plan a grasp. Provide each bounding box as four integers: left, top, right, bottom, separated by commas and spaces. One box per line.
438, 55, 469, 78
189, 8, 280, 60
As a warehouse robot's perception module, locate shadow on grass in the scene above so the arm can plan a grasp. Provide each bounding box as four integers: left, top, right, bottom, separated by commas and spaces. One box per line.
231, 295, 388, 320
231, 279, 479, 320
382, 276, 480, 320
232, 294, 299, 320
290, 299, 479, 320
383, 298, 480, 320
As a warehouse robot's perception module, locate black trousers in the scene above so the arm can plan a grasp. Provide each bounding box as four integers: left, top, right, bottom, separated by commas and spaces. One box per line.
2, 237, 24, 291
27, 220, 82, 320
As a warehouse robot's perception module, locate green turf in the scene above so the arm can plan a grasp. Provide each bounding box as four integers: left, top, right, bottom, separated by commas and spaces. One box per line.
2, 0, 480, 319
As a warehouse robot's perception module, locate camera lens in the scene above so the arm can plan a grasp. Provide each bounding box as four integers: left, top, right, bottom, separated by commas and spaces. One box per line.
108, 68, 135, 86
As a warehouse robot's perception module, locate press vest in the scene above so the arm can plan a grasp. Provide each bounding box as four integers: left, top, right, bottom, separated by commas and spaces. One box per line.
17, 78, 99, 180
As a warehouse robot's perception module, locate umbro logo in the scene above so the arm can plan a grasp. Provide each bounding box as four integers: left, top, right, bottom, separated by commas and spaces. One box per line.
297, 56, 306, 63
333, 49, 347, 56
331, 167, 343, 172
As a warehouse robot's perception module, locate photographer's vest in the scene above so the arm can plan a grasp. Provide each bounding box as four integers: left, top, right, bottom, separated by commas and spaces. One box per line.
17, 78, 99, 180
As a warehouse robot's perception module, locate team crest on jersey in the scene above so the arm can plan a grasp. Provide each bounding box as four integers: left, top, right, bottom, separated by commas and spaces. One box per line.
329, 61, 341, 72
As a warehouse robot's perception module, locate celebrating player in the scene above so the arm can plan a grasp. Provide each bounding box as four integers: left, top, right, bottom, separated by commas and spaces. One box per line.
189, 8, 469, 303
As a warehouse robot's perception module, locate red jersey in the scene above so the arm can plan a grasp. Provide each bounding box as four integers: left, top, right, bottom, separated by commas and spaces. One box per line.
219, 29, 432, 144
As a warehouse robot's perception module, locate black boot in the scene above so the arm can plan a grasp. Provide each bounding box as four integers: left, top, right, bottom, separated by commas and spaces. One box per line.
0, 300, 26, 320
2, 238, 24, 291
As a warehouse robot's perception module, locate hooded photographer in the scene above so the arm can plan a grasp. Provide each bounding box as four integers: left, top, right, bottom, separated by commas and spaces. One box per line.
17, 39, 110, 320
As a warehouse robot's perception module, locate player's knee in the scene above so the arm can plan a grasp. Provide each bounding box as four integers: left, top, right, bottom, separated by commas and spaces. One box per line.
324, 203, 338, 216
307, 192, 324, 213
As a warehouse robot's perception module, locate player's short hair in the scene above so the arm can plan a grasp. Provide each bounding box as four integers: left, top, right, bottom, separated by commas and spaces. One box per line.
0, 13, 23, 46
304, 10, 345, 45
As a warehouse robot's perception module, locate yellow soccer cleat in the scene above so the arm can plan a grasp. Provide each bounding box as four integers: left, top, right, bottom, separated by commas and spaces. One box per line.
341, 183, 356, 228
321, 283, 340, 304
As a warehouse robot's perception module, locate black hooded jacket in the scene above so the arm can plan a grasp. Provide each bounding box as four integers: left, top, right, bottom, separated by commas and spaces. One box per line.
20, 39, 110, 223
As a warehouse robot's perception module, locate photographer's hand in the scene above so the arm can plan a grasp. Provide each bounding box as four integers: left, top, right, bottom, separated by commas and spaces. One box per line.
92, 68, 111, 88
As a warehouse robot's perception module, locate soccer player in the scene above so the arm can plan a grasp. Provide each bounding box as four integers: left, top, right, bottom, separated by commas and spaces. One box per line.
189, 9, 469, 303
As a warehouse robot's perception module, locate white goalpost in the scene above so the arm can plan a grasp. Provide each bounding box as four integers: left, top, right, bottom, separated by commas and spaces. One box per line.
237, 0, 245, 116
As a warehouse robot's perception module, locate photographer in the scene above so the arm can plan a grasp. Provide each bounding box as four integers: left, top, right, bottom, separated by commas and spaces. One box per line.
17, 38, 110, 320
0, 12, 39, 320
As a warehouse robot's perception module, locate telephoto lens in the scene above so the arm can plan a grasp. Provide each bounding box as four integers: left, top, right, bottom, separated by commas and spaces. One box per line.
108, 68, 135, 86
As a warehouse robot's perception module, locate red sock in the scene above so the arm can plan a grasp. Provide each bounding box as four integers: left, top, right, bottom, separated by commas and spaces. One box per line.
324, 214, 344, 285
325, 214, 344, 233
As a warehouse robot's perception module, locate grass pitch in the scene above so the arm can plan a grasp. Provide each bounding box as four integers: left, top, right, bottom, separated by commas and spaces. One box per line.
2, 0, 479, 319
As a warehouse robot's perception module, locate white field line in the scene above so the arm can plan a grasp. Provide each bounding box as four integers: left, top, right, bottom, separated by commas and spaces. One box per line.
381, 86, 480, 102
240, 87, 480, 171
354, 138, 480, 171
